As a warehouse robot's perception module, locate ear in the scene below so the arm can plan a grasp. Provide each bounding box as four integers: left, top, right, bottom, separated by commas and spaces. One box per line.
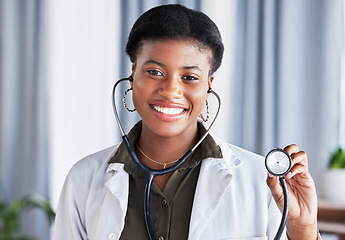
208, 75, 214, 90
130, 63, 136, 88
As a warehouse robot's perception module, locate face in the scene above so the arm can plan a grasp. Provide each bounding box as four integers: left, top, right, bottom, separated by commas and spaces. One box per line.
131, 39, 213, 139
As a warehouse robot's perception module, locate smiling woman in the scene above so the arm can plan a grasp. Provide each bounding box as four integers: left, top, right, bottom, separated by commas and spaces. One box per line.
131, 39, 213, 191
52, 4, 320, 240
132, 40, 212, 141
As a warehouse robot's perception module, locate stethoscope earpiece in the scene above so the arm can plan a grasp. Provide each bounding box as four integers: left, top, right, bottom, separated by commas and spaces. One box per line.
265, 148, 292, 177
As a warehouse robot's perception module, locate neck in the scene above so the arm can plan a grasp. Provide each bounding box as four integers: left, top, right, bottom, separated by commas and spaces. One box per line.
137, 122, 199, 169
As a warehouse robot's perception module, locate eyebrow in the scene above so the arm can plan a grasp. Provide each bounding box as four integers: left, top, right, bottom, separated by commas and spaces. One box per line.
144, 60, 165, 67
183, 65, 201, 71
144, 60, 201, 71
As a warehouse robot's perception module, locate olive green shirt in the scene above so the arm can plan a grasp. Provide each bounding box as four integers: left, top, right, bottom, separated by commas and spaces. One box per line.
108, 121, 222, 240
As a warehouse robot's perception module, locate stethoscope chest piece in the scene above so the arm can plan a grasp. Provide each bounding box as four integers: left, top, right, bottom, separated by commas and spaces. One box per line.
265, 148, 292, 177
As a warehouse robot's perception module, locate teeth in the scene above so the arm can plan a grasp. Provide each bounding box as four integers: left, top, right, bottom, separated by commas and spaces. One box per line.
153, 105, 185, 115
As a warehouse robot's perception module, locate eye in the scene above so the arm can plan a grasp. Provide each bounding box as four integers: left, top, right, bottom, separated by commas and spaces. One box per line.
147, 69, 163, 76
182, 75, 198, 81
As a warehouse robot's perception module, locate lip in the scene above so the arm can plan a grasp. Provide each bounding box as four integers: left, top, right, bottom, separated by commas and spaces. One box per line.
150, 102, 188, 122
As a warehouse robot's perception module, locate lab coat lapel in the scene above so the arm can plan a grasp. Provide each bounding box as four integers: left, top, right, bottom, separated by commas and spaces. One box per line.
188, 141, 241, 240
188, 159, 232, 240
95, 163, 129, 239
104, 163, 129, 210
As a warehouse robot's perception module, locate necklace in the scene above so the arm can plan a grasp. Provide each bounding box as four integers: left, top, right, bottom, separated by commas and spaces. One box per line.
136, 143, 179, 169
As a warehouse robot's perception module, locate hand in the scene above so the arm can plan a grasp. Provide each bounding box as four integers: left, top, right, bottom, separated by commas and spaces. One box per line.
266, 144, 318, 240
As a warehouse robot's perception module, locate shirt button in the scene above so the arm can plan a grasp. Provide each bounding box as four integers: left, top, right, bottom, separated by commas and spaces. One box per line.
162, 199, 168, 205
108, 232, 117, 240
158, 237, 165, 240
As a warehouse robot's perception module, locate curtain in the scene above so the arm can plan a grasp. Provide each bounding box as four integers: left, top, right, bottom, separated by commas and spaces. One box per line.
0, 0, 49, 238
46, 0, 201, 215
1, 0, 343, 238
200, 0, 238, 145
339, 2, 345, 152
229, 0, 344, 187
46, 0, 121, 209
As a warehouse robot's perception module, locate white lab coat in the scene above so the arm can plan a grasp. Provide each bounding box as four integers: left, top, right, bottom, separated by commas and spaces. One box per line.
52, 135, 287, 240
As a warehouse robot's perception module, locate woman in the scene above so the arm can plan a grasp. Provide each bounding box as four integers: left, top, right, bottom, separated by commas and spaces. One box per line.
52, 4, 319, 240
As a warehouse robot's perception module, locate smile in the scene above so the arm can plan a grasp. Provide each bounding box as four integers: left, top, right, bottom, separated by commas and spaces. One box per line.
152, 105, 186, 115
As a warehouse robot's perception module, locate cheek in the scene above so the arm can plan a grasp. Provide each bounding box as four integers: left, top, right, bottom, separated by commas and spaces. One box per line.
132, 80, 150, 109
131, 86, 142, 108
190, 90, 209, 113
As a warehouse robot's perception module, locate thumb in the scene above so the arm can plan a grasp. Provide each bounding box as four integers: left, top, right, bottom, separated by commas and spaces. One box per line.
266, 173, 284, 212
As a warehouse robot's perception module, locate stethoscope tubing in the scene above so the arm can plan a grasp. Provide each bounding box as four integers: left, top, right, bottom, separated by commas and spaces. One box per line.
265, 148, 291, 239
274, 177, 288, 240
112, 77, 289, 240
112, 77, 221, 240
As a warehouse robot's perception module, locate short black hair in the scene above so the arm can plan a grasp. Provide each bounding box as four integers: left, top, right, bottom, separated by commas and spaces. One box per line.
126, 4, 224, 74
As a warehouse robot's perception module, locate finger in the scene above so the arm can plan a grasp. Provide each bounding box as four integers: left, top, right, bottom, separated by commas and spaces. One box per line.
285, 164, 308, 179
290, 150, 307, 161
291, 151, 308, 165
284, 144, 299, 155
290, 151, 308, 172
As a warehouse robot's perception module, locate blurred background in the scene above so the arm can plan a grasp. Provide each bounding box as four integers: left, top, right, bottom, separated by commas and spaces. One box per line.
0, 0, 344, 239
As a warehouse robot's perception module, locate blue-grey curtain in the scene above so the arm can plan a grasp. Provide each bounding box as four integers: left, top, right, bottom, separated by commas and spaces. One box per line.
232, 0, 343, 183
0, 0, 49, 239
233, 0, 281, 154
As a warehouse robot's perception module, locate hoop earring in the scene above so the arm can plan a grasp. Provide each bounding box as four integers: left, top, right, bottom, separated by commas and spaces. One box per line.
200, 100, 209, 122
123, 88, 136, 112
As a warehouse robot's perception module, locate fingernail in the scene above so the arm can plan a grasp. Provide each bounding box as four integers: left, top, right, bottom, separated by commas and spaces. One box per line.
267, 172, 274, 178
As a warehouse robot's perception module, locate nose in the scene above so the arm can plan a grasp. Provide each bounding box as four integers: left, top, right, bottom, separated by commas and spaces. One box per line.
158, 75, 183, 99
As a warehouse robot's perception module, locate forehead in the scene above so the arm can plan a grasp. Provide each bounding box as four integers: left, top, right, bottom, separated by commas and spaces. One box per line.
135, 39, 213, 68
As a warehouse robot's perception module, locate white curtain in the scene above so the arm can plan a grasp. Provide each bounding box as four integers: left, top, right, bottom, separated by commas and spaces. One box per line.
46, 0, 202, 211
46, 0, 121, 210
200, 0, 238, 145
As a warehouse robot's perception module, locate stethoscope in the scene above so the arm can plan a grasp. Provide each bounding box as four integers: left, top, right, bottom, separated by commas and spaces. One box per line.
112, 76, 292, 240
265, 148, 292, 240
